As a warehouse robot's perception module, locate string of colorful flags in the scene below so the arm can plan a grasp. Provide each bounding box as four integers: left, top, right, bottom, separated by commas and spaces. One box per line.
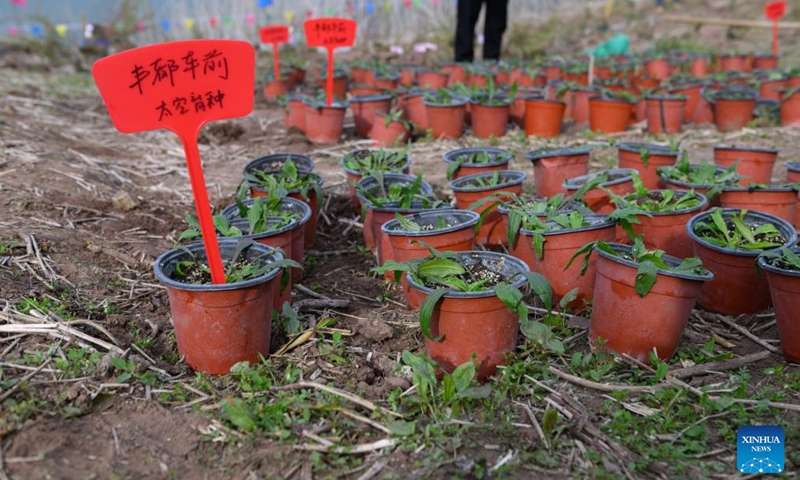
4, 0, 458, 40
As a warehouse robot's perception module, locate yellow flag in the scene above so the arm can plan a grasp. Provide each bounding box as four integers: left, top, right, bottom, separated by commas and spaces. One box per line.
184, 18, 195, 29
284, 10, 294, 22
55, 24, 68, 37
384, 0, 392, 12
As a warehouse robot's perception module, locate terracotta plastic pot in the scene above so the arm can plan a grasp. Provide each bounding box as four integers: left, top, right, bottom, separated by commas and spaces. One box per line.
759, 79, 786, 101
407, 251, 528, 381
692, 89, 716, 124
670, 84, 704, 122
342, 150, 411, 212
758, 251, 800, 363
646, 95, 686, 134
544, 64, 563, 80
510, 216, 615, 310
470, 102, 510, 139
713, 145, 778, 185
220, 197, 311, 283
589, 97, 633, 134
629, 191, 710, 259
350, 85, 385, 96
781, 91, 800, 127
373, 75, 399, 91
687, 209, 797, 315
450, 170, 526, 246
304, 103, 347, 144
713, 97, 755, 132
526, 146, 592, 198
289, 67, 305, 88
568, 88, 595, 125
350, 94, 392, 138
563, 169, 635, 214
417, 71, 449, 89
523, 98, 565, 138
351, 67, 369, 84
718, 186, 796, 225
424, 96, 468, 139
249, 172, 323, 248
403, 92, 429, 133
645, 58, 670, 80
590, 243, 713, 361
370, 118, 409, 147
316, 75, 348, 98
443, 147, 513, 180
690, 57, 708, 77
719, 55, 746, 72
399, 67, 417, 86
287, 96, 307, 132
264, 80, 290, 99
785, 162, 800, 230
442, 63, 467, 85
243, 153, 315, 176
617, 143, 680, 190
153, 241, 283, 375
754, 56, 779, 70
382, 210, 479, 308
355, 173, 434, 252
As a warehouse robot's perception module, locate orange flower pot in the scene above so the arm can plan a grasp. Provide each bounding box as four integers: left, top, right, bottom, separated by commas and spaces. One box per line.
450, 170, 526, 246
646, 95, 686, 134
286, 96, 307, 132
370, 114, 410, 147
718, 186, 796, 226
758, 252, 800, 363
524, 98, 565, 138
417, 71, 449, 89
670, 84, 704, 122
785, 162, 800, 230
424, 97, 468, 139
754, 55, 779, 70
645, 58, 670, 81
629, 192, 710, 259
304, 103, 347, 144
589, 97, 633, 134
760, 79, 786, 102
712, 97, 755, 132
526, 146, 592, 198
316, 75, 348, 98
403, 92, 429, 133
781, 90, 800, 127
250, 173, 323, 249
264, 80, 290, 99
443, 147, 513, 180
617, 142, 680, 190
713, 145, 778, 185
350, 94, 392, 138
563, 169, 635, 214
470, 102, 510, 139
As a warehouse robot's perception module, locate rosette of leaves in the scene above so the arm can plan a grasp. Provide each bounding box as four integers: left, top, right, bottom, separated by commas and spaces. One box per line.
355, 172, 445, 219
445, 149, 512, 181
566, 236, 708, 296
656, 151, 739, 197
343, 148, 409, 175
692, 208, 787, 251
245, 158, 322, 204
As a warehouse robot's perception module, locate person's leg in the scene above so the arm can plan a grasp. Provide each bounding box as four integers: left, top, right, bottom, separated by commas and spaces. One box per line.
483, 0, 509, 61
454, 0, 483, 62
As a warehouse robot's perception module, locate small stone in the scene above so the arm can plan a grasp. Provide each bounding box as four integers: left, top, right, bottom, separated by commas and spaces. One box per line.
360, 319, 394, 342
112, 190, 138, 211
384, 376, 410, 391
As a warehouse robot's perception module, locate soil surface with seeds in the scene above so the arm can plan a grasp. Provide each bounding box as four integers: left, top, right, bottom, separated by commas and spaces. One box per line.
3, 3, 800, 477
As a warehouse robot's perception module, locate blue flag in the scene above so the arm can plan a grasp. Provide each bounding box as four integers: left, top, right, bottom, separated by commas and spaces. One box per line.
365, 1, 375, 14
258, 0, 273, 8
161, 19, 171, 31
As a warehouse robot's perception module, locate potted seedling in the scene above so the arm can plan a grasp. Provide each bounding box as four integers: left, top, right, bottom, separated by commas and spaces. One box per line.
523, 94, 566, 138
526, 146, 593, 197
608, 171, 709, 258
370, 110, 412, 147
657, 153, 740, 202
713, 144, 779, 185
381, 210, 481, 308
567, 238, 713, 361
374, 249, 554, 381
468, 78, 515, 138
687, 208, 797, 315
617, 141, 681, 190
755, 71, 787, 101
342, 147, 411, 211
508, 210, 616, 310
509, 87, 544, 127
757, 248, 800, 363
450, 170, 527, 246
588, 91, 635, 134
401, 87, 431, 133
706, 88, 757, 132
350, 93, 393, 138
303, 93, 349, 144
315, 67, 349, 98
645, 93, 687, 134
285, 93, 310, 132
423, 89, 469, 139
443, 147, 513, 180
263, 68, 292, 99
563, 169, 635, 214
417, 68, 450, 89
243, 153, 314, 176
356, 172, 446, 264
154, 239, 300, 374
220, 194, 311, 282
244, 157, 324, 248
781, 87, 800, 127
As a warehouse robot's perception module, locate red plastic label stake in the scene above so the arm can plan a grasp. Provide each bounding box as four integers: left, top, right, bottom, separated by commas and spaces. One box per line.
303, 18, 357, 105
765, 1, 786, 57
259, 25, 290, 81
92, 40, 256, 284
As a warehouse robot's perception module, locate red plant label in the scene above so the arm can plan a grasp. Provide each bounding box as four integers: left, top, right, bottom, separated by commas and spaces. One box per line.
304, 18, 357, 49
259, 25, 289, 45
765, 1, 786, 20
92, 39, 255, 136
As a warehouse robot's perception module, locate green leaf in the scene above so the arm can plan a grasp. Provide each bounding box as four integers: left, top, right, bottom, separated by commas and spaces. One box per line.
386, 419, 416, 436
451, 359, 477, 393
418, 258, 465, 278
520, 320, 565, 354
109, 357, 129, 371
654, 361, 668, 382
559, 288, 580, 310
393, 212, 421, 232
634, 261, 659, 296
542, 409, 559, 438
419, 288, 449, 340
521, 271, 553, 313
223, 398, 257, 432
495, 283, 526, 319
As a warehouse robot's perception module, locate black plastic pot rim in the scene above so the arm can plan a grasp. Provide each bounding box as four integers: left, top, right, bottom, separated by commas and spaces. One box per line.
422, 95, 470, 108
721, 185, 794, 193
449, 170, 527, 193
230, 216, 300, 239
524, 98, 566, 106
616, 142, 679, 156
526, 145, 594, 161
349, 94, 393, 103
757, 250, 800, 278
595, 243, 714, 282
405, 251, 530, 299
248, 172, 324, 196
686, 208, 798, 257
712, 144, 780, 154
563, 169, 635, 190
588, 96, 634, 104
443, 147, 513, 167
368, 202, 452, 214
153, 240, 284, 292
382, 209, 480, 237
355, 173, 433, 205
645, 95, 687, 102
469, 99, 512, 108
243, 153, 315, 178
626, 191, 709, 216
785, 161, 800, 173
520, 215, 615, 237
220, 197, 312, 228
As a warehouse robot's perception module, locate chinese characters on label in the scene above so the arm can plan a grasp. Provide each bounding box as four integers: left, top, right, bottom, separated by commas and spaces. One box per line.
128, 48, 230, 122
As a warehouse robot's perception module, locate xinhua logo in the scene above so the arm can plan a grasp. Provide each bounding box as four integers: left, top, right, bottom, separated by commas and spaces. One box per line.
737, 426, 784, 474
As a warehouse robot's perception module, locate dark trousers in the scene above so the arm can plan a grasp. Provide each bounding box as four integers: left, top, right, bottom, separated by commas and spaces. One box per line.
454, 0, 509, 62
